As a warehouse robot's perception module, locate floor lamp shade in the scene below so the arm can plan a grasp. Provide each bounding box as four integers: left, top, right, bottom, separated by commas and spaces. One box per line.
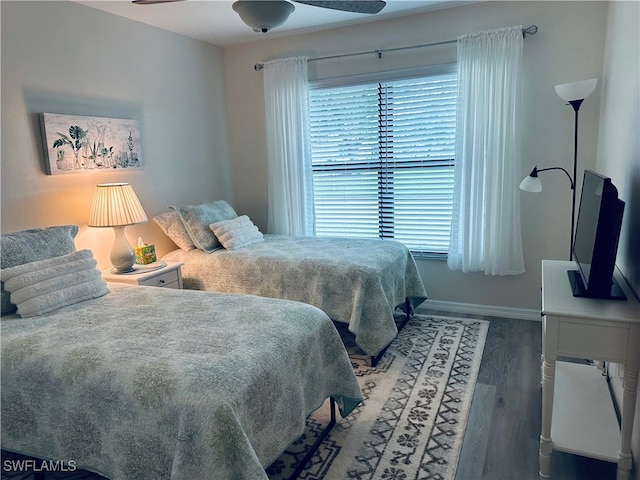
89, 183, 148, 272
554, 78, 598, 102
519, 168, 543, 192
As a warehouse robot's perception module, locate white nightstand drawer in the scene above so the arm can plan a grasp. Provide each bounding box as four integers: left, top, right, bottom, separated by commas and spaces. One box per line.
139, 269, 179, 288
102, 262, 184, 289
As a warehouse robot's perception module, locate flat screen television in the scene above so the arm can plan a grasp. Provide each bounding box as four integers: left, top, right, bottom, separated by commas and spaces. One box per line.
568, 169, 626, 300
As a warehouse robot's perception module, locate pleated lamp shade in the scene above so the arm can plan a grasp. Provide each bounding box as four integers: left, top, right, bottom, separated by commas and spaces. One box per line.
88, 183, 148, 227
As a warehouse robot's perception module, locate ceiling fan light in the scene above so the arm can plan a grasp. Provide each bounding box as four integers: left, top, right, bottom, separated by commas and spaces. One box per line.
232, 0, 295, 33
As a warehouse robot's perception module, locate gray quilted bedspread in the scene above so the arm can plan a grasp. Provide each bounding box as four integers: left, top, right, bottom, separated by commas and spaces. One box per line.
1, 284, 362, 480
164, 235, 428, 355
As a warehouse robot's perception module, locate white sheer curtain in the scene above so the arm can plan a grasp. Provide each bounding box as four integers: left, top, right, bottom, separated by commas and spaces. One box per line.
448, 26, 525, 275
263, 56, 315, 236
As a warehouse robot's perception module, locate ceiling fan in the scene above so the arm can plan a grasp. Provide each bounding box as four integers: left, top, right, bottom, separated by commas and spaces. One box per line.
132, 0, 387, 33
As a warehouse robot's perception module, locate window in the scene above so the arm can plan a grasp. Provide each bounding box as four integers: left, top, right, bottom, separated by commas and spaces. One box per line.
308, 68, 457, 256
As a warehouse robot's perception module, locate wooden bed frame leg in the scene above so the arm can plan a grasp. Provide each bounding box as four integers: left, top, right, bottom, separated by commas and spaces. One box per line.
370, 298, 413, 368
288, 397, 336, 480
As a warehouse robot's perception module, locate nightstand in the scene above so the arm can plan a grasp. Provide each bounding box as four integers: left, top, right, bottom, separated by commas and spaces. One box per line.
102, 261, 184, 289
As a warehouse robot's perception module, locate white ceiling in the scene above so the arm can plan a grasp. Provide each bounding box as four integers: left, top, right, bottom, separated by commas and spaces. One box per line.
76, 0, 467, 46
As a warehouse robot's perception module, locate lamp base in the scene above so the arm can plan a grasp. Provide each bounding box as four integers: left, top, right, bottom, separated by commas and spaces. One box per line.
110, 226, 136, 273
110, 266, 136, 274
108, 261, 167, 275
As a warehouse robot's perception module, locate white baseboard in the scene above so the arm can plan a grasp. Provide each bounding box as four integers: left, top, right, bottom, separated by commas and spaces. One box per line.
418, 299, 541, 322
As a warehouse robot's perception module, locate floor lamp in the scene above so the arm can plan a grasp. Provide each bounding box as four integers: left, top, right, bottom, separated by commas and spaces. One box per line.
520, 78, 598, 260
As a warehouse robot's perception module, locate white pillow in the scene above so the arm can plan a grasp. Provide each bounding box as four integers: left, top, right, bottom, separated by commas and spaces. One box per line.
1, 249, 109, 317
1, 225, 79, 316
210, 215, 264, 250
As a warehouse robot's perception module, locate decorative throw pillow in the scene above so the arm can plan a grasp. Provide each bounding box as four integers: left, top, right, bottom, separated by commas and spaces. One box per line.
153, 211, 196, 251
210, 215, 264, 250
170, 200, 237, 253
1, 225, 78, 316
1, 249, 108, 318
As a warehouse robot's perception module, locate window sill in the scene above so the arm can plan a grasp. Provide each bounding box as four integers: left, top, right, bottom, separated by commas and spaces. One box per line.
411, 252, 448, 261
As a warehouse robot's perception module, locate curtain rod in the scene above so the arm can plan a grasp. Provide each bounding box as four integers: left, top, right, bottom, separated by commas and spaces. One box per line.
254, 25, 538, 71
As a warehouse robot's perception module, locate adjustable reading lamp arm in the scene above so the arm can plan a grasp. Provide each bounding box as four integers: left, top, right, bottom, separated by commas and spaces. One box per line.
530, 165, 577, 260
536, 166, 575, 190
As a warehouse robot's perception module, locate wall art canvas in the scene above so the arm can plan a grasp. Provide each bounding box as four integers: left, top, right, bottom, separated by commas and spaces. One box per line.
40, 113, 142, 175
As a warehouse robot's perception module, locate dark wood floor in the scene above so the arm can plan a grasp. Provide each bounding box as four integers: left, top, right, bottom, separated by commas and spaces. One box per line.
418, 308, 619, 480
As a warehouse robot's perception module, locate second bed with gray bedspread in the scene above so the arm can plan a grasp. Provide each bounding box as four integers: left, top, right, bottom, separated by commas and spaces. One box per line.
164, 234, 428, 356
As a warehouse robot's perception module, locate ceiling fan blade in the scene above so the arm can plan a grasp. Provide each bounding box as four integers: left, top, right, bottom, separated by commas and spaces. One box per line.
293, 0, 386, 14
132, 0, 184, 5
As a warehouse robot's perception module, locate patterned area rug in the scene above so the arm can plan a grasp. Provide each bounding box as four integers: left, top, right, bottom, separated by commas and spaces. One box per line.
267, 314, 489, 480
1, 314, 488, 480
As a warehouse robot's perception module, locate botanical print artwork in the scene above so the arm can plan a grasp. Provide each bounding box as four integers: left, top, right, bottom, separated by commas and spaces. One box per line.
40, 113, 142, 175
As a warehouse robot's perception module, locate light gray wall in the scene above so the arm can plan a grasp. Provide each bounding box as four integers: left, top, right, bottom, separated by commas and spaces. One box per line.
1, 1, 233, 269
223, 1, 609, 311
596, 2, 640, 477
597, 1, 640, 298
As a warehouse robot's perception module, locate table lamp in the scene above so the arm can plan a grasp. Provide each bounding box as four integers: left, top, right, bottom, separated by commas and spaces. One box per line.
88, 183, 148, 273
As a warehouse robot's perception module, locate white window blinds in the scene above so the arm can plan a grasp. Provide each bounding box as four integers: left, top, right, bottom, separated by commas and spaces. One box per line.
308, 71, 457, 255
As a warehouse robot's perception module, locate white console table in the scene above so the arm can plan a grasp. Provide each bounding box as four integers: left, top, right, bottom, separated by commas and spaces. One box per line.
540, 260, 640, 480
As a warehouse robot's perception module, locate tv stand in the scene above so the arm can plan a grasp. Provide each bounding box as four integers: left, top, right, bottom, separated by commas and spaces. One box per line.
540, 260, 640, 480
567, 269, 627, 300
